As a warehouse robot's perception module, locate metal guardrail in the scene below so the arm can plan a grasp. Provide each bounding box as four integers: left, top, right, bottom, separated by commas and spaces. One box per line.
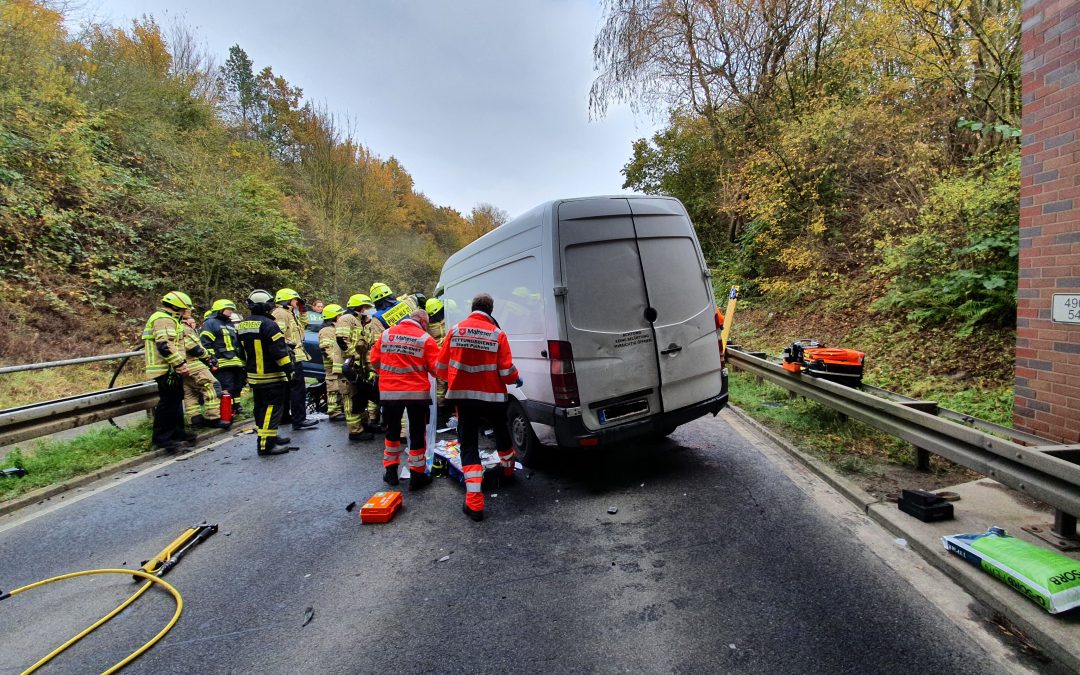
0, 350, 155, 447
0, 351, 144, 375
726, 348, 1080, 541
0, 382, 159, 447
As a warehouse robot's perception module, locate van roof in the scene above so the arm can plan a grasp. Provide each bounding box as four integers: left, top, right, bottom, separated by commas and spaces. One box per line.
442, 194, 681, 275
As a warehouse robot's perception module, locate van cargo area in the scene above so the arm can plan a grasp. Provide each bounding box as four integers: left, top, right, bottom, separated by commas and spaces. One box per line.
436, 195, 727, 460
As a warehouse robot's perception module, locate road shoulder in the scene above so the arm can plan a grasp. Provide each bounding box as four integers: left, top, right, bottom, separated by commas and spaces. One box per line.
724, 406, 1078, 674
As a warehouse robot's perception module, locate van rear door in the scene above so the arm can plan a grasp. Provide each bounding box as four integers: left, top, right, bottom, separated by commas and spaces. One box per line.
629, 199, 724, 412
557, 199, 661, 432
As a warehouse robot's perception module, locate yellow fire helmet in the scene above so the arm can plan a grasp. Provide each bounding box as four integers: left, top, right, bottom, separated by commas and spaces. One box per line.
347, 293, 374, 309
275, 288, 301, 303
161, 291, 193, 311
322, 303, 345, 321
425, 298, 443, 315
369, 282, 393, 303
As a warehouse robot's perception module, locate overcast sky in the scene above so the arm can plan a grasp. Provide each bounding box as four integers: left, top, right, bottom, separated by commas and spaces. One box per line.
85, 0, 660, 219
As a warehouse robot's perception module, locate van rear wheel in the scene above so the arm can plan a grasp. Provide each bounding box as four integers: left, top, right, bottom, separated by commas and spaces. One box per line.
507, 400, 544, 468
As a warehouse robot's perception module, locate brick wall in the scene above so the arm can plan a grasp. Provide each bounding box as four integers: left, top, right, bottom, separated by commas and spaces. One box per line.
1016, 0, 1080, 443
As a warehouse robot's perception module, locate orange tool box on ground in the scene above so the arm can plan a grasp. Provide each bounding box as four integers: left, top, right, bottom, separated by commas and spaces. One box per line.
360, 491, 403, 523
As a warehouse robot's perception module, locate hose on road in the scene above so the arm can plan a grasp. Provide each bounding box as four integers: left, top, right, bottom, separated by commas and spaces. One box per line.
2, 568, 183, 674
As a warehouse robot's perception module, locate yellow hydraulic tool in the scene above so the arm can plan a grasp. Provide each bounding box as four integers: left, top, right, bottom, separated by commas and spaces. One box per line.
720, 285, 739, 353
0, 523, 217, 674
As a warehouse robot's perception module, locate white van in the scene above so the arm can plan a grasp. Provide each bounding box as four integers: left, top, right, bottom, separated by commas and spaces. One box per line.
434, 195, 728, 464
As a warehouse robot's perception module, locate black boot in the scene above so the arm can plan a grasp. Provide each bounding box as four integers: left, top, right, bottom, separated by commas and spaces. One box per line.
462, 503, 484, 522
276, 434, 291, 444
293, 419, 319, 430
205, 418, 232, 430
409, 472, 433, 491
258, 441, 289, 456
191, 414, 206, 428
349, 431, 374, 442
383, 465, 400, 486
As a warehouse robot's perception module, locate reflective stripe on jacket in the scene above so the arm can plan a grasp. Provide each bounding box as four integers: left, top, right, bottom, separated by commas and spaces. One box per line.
318, 324, 343, 375
336, 312, 362, 358
271, 304, 309, 362
182, 324, 211, 373
369, 318, 438, 401
436, 311, 519, 402
199, 314, 243, 367
142, 309, 184, 378
237, 314, 292, 384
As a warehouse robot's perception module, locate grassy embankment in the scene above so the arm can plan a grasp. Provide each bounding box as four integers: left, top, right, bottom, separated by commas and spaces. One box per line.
725, 291, 1014, 487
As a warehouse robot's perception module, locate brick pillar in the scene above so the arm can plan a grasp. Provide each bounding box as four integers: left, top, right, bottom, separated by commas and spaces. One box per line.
1016, 0, 1080, 443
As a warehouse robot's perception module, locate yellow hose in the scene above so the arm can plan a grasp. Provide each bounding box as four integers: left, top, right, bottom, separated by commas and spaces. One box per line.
5, 568, 183, 675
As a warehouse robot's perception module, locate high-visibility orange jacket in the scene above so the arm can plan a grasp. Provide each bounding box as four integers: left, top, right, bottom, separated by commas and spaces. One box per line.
436, 311, 519, 403
369, 317, 439, 401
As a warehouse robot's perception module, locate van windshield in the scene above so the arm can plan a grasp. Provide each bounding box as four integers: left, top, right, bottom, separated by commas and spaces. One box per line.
564, 239, 648, 333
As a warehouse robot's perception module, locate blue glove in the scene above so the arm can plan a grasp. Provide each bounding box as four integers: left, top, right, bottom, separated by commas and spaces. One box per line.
515, 377, 524, 388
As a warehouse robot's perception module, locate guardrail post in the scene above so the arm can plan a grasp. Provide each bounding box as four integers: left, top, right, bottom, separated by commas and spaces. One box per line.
915, 447, 932, 471
1054, 510, 1078, 540
900, 401, 939, 472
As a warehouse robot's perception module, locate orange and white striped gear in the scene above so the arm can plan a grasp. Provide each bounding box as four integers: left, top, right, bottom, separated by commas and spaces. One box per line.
369, 318, 439, 401
383, 438, 402, 468
497, 449, 515, 476
436, 311, 519, 402
407, 447, 427, 474
463, 463, 484, 511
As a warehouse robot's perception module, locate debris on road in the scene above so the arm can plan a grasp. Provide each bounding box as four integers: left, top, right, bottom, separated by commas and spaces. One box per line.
1, 467, 28, 478
607, 506, 619, 514
302, 607, 315, 627
437, 555, 451, 563
345, 501, 357, 512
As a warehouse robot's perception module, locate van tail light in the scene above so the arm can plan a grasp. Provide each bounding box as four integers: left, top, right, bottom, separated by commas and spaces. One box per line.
715, 310, 726, 366
548, 340, 580, 407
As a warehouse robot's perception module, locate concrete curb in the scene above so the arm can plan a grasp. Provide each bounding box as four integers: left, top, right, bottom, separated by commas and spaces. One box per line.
727, 404, 1079, 672
0, 422, 253, 518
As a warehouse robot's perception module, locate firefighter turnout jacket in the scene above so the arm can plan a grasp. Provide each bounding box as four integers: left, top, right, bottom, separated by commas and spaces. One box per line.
237, 314, 293, 385
436, 311, 519, 402
199, 313, 244, 367
182, 323, 214, 372
336, 310, 363, 358
271, 304, 309, 362
142, 308, 185, 378
318, 322, 344, 376
369, 318, 439, 401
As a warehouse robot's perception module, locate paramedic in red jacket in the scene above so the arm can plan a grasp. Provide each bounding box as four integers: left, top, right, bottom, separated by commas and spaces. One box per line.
369, 309, 440, 490
436, 293, 521, 522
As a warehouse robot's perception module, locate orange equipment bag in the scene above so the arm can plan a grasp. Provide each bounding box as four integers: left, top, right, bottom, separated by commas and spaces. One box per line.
360, 491, 403, 524
782, 340, 865, 386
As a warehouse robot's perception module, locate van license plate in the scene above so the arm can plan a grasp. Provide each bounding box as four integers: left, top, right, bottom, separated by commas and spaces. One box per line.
597, 399, 649, 425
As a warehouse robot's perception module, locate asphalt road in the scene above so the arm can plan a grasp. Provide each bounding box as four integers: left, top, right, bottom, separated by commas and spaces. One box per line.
0, 410, 1027, 673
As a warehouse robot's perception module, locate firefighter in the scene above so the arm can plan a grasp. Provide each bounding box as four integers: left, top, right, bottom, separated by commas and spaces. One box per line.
369, 309, 439, 490
318, 303, 346, 421
180, 315, 229, 429
369, 282, 421, 329
425, 297, 450, 426
200, 299, 245, 414
339, 294, 378, 440
142, 291, 196, 451
237, 289, 295, 456
272, 288, 317, 431
436, 293, 521, 522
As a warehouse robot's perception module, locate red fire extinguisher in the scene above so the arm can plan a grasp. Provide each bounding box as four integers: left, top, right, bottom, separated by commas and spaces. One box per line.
220, 391, 233, 424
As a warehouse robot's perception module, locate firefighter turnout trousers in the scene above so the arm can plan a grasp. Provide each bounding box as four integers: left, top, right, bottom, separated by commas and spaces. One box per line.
456, 400, 515, 512
182, 368, 220, 423
344, 379, 375, 434
253, 382, 288, 452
